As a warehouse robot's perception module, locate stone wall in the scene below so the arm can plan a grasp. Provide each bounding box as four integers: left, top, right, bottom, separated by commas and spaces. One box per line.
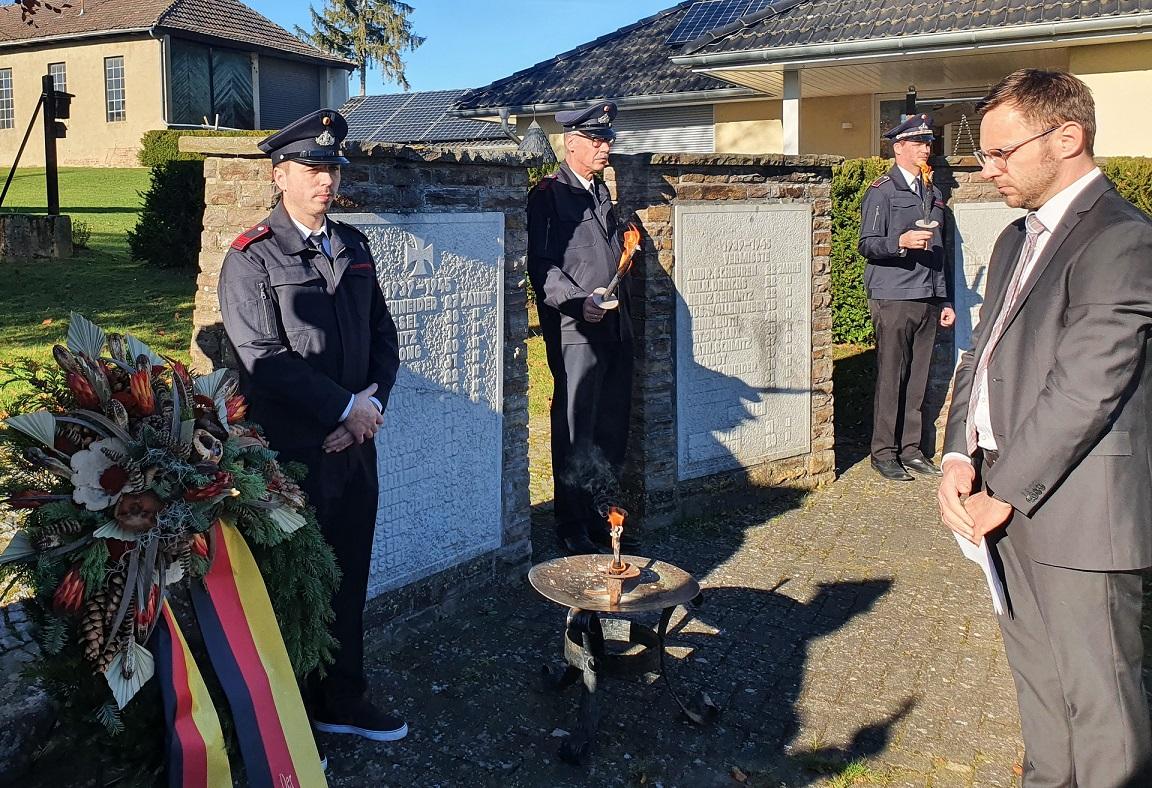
184, 137, 536, 641
607, 152, 840, 528
0, 214, 72, 261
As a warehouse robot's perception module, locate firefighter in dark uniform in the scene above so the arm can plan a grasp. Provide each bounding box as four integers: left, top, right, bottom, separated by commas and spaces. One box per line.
527, 102, 634, 555
218, 109, 408, 743
859, 113, 956, 482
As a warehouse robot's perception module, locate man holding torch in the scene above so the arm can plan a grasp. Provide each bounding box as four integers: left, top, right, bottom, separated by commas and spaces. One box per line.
859, 114, 956, 482
527, 101, 639, 555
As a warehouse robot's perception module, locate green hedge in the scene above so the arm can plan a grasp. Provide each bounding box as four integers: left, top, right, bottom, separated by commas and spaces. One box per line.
830, 157, 891, 345
136, 128, 269, 167
130, 130, 270, 269
1101, 156, 1152, 217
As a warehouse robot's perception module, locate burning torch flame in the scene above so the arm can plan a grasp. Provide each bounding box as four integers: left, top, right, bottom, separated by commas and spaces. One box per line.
607, 507, 625, 530
600, 224, 641, 301
918, 162, 933, 186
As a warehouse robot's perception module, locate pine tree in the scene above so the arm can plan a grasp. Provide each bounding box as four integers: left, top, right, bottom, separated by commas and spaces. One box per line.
296, 0, 425, 96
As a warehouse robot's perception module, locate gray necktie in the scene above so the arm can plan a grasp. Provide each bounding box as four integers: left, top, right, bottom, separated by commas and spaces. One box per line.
310, 232, 332, 262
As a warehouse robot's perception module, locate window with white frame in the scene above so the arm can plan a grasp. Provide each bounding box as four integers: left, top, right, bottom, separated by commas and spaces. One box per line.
0, 69, 13, 130
105, 56, 126, 122
48, 62, 66, 93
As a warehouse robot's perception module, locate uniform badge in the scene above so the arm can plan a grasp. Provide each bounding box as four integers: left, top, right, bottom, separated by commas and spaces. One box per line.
598, 114, 610, 124
315, 129, 336, 146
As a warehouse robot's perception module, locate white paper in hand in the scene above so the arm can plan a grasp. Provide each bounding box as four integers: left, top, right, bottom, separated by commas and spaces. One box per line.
953, 533, 1007, 615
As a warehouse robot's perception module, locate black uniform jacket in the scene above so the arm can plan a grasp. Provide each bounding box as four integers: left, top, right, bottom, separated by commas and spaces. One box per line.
858, 164, 949, 302
527, 163, 631, 345
218, 201, 400, 451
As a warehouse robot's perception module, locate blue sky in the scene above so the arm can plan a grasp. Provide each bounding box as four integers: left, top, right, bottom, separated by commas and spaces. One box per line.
245, 0, 675, 95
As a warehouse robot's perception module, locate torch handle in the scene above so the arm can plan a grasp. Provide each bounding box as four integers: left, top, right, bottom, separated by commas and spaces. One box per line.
600, 272, 623, 300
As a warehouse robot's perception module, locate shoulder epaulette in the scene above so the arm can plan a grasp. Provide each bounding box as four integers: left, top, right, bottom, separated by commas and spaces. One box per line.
870, 175, 891, 188
230, 223, 272, 251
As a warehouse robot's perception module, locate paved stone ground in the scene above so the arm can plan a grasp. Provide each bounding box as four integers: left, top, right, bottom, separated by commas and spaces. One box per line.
321, 457, 1024, 787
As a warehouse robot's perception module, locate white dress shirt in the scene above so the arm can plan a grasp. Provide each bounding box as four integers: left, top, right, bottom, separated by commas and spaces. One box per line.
946, 167, 1103, 466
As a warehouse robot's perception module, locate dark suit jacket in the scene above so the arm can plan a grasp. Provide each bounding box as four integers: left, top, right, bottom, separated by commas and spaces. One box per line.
526, 163, 630, 345
218, 201, 400, 451
944, 174, 1152, 571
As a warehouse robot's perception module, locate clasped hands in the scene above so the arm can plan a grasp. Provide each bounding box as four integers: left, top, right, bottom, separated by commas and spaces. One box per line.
323, 384, 384, 454
937, 459, 1014, 545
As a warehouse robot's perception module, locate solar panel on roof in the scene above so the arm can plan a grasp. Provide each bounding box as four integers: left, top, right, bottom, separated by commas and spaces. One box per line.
341, 89, 508, 144
665, 0, 776, 45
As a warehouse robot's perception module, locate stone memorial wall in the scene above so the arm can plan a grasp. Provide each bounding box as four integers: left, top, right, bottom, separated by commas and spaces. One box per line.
674, 203, 813, 480
608, 152, 839, 528
185, 137, 534, 640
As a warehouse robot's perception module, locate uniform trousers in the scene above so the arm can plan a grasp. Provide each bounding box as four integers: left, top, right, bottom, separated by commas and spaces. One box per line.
544, 338, 633, 541
282, 441, 379, 707
867, 298, 940, 462
984, 447, 1151, 787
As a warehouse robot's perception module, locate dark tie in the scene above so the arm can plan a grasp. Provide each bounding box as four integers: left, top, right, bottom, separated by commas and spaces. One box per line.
310, 232, 332, 263
965, 212, 1047, 453
589, 182, 600, 207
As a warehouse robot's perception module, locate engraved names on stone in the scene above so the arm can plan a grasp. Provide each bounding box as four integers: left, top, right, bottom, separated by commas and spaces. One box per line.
952, 203, 1026, 364
338, 212, 505, 598
673, 203, 812, 481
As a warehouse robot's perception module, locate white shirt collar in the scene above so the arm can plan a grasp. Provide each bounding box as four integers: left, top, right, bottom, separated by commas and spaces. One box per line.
570, 169, 595, 192
1033, 167, 1102, 233
289, 214, 329, 243
896, 165, 919, 190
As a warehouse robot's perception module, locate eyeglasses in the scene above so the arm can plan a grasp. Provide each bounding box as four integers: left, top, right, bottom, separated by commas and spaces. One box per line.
576, 133, 614, 148
974, 126, 1060, 169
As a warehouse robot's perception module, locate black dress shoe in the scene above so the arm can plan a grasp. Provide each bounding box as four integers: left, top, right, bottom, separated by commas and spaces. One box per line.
901, 455, 942, 477
871, 457, 914, 481
561, 536, 608, 555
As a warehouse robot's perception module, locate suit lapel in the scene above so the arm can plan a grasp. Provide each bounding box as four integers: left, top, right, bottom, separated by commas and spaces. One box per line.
1002, 175, 1113, 329
558, 164, 610, 242
328, 226, 351, 286
972, 223, 1026, 360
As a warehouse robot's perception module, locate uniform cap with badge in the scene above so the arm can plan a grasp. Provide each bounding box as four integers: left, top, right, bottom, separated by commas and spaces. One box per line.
883, 113, 935, 143
556, 102, 618, 141
259, 109, 351, 165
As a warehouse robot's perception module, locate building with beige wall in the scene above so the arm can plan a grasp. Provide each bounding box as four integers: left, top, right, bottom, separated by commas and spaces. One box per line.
457, 1, 1152, 160
0, 0, 352, 168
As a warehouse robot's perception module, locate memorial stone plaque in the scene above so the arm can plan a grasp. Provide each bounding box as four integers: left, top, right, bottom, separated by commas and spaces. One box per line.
337, 212, 505, 597
673, 203, 812, 481
952, 203, 1025, 364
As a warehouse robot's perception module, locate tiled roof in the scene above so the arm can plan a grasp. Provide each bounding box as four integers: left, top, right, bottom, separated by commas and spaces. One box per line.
682, 0, 1152, 56
0, 0, 353, 67
455, 2, 743, 112
342, 90, 510, 145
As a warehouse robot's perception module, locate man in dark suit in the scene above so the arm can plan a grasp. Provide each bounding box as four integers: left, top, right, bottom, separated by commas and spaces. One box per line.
527, 102, 631, 555
859, 114, 956, 482
938, 70, 1152, 785
219, 109, 407, 743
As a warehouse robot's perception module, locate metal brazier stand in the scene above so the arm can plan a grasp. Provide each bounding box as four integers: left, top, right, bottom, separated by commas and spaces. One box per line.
529, 548, 716, 764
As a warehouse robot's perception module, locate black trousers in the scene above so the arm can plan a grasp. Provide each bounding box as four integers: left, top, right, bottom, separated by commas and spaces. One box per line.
282, 441, 379, 707
544, 338, 633, 541
867, 298, 940, 462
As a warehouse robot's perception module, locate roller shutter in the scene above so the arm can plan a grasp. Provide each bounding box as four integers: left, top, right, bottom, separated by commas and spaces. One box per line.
259, 57, 323, 129
612, 105, 714, 154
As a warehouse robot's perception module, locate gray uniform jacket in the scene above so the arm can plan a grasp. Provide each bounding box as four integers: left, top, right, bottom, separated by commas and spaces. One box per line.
858, 164, 949, 301
527, 163, 631, 345
218, 201, 400, 451
943, 176, 1152, 571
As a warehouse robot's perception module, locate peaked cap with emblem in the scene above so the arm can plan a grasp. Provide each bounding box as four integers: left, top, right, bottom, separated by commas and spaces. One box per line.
556, 101, 618, 141
258, 108, 350, 165
883, 113, 935, 143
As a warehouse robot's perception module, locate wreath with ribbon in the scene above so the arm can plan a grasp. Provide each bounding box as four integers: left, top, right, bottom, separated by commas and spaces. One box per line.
0, 314, 337, 786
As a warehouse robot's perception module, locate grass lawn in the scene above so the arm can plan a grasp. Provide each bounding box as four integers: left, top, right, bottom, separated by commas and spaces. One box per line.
0, 167, 197, 415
